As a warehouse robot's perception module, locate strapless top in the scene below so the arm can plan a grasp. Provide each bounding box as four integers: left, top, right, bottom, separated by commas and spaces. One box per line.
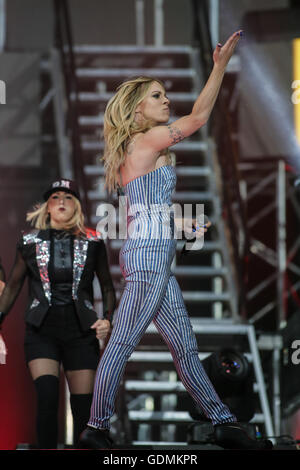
121, 165, 176, 208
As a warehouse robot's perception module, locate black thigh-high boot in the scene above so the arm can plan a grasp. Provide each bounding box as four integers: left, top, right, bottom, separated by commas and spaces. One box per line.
70, 393, 93, 448
34, 375, 60, 449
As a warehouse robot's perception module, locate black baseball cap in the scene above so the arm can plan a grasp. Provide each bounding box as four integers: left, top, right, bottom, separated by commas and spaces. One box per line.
43, 179, 81, 201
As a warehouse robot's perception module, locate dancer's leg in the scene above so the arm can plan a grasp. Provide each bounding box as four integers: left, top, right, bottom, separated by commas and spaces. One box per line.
88, 250, 171, 430
153, 274, 236, 425
29, 359, 60, 449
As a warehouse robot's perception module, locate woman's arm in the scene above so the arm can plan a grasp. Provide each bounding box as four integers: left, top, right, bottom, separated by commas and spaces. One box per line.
0, 257, 5, 282
139, 31, 242, 153
0, 257, 6, 297
0, 249, 28, 327
0, 281, 5, 297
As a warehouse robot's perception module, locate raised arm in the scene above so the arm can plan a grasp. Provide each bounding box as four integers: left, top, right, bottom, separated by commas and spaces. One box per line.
140, 30, 243, 153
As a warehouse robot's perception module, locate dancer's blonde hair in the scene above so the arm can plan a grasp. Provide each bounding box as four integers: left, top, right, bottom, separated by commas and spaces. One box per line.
102, 76, 172, 192
26, 195, 86, 235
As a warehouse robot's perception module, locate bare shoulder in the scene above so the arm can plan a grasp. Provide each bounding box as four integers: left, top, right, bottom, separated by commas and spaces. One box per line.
121, 132, 161, 184
125, 131, 159, 165
126, 133, 145, 155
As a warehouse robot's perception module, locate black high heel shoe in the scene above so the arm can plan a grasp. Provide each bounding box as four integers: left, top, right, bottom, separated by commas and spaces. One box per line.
79, 426, 114, 449
214, 422, 273, 450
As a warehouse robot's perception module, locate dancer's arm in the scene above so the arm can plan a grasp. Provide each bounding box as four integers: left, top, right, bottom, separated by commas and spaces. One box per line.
0, 249, 27, 328
0, 257, 5, 296
94, 240, 116, 327
0, 257, 5, 282
140, 31, 242, 153
0, 281, 5, 296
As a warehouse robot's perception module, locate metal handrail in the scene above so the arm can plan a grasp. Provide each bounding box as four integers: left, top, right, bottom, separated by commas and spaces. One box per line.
52, 0, 90, 221
191, 0, 249, 319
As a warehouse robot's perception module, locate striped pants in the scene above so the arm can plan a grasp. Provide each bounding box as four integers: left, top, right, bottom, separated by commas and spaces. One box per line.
88, 237, 236, 429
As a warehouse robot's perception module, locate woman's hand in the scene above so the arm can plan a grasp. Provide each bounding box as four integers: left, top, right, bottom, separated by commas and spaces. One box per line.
0, 280, 5, 296
191, 219, 211, 239
213, 30, 243, 69
91, 319, 111, 340
178, 218, 211, 239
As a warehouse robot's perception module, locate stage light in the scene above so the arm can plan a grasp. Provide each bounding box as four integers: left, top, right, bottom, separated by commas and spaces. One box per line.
189, 348, 256, 423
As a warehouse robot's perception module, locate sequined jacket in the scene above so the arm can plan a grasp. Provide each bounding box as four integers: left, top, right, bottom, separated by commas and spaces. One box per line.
0, 228, 116, 331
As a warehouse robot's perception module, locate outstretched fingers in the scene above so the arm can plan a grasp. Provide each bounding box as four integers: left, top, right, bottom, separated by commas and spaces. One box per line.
223, 30, 243, 51
213, 30, 243, 65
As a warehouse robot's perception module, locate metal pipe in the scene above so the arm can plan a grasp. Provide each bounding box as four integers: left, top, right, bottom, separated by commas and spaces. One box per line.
272, 347, 281, 436
154, 0, 164, 46
50, 48, 74, 180
135, 0, 145, 46
0, 0, 6, 52
209, 0, 219, 47
277, 159, 286, 328
247, 326, 275, 439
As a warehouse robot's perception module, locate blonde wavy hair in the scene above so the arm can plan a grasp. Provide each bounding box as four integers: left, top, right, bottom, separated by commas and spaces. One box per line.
102, 76, 172, 192
26, 195, 86, 236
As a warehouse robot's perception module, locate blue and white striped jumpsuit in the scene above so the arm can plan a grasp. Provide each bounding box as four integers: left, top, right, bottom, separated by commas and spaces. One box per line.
88, 165, 236, 429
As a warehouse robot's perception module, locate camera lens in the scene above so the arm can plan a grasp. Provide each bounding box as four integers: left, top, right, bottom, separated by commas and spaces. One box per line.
221, 355, 241, 376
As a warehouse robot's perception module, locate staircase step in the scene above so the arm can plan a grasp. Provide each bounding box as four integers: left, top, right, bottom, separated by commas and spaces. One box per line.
79, 115, 104, 127
127, 410, 265, 424
109, 265, 227, 277
84, 165, 105, 176
128, 410, 193, 424
90, 213, 216, 228
81, 139, 208, 152
144, 318, 247, 333
125, 377, 257, 392
79, 113, 185, 128
76, 91, 199, 117
175, 166, 211, 177
131, 441, 188, 447
76, 67, 195, 92
72, 45, 193, 55
95, 291, 231, 314
128, 352, 209, 363
76, 91, 198, 104
129, 352, 172, 364
109, 239, 221, 252
182, 292, 230, 303
88, 189, 213, 202
172, 191, 212, 202
84, 164, 211, 177
104, 291, 231, 304
126, 380, 186, 392
76, 68, 195, 80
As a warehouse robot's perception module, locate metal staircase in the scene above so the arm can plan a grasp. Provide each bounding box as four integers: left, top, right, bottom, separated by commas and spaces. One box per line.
67, 44, 275, 446
73, 44, 239, 320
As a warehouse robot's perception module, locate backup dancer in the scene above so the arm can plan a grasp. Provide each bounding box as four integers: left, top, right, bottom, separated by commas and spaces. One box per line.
0, 180, 116, 448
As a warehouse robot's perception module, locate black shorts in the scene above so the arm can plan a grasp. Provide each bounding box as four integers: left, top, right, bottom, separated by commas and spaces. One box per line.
24, 304, 100, 371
